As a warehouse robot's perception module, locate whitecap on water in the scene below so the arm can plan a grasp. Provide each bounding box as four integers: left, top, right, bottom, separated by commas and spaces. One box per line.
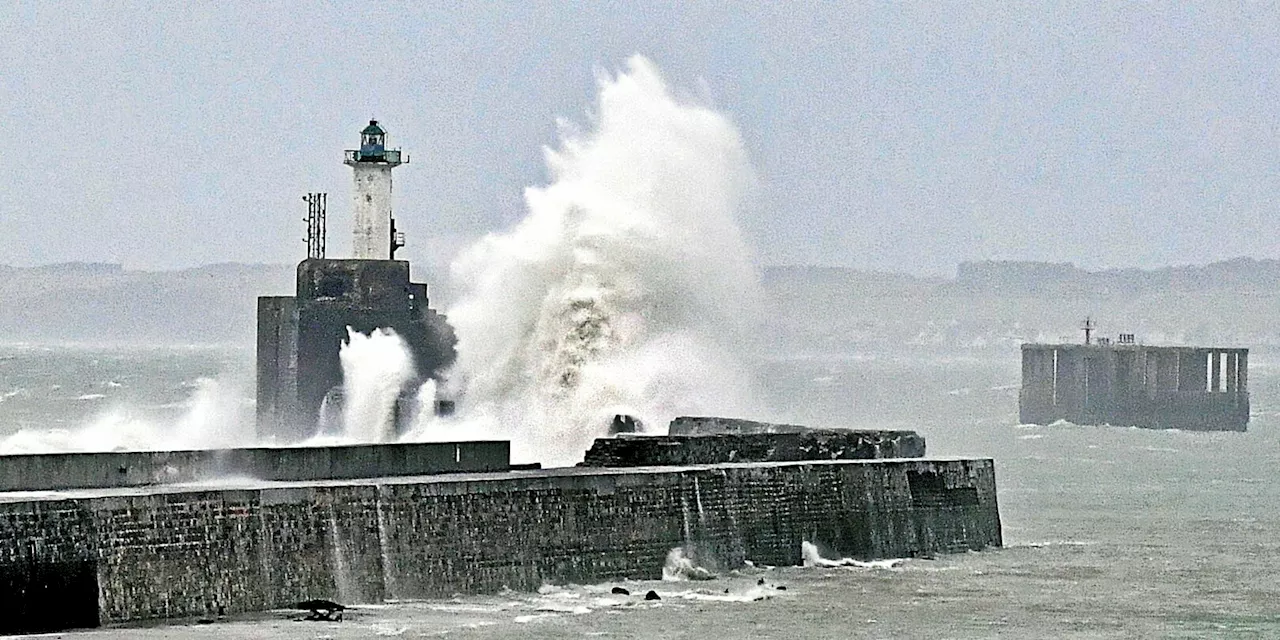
514, 613, 560, 624
0, 376, 253, 454
801, 541, 906, 570
671, 587, 774, 603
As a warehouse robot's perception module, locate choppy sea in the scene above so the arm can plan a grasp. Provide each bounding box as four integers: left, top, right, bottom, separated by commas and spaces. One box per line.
2, 344, 1278, 639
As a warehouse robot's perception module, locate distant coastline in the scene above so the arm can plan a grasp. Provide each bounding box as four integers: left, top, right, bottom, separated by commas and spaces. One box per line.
2, 258, 1278, 349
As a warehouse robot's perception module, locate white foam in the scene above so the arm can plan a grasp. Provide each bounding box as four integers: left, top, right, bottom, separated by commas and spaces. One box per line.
405, 55, 763, 466
801, 541, 906, 570
340, 328, 416, 442
672, 587, 774, 603
0, 376, 253, 454
533, 602, 592, 615
514, 613, 560, 624
662, 546, 717, 581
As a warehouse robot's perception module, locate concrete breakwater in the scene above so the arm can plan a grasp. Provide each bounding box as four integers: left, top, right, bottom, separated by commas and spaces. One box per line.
581, 430, 926, 466
0, 442, 511, 492
0, 457, 999, 634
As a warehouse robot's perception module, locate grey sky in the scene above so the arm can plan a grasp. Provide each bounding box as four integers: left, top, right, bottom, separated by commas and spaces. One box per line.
1, 2, 1276, 275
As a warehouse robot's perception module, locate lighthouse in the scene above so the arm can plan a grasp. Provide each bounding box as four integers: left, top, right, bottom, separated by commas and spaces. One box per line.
256, 120, 456, 441
344, 120, 407, 259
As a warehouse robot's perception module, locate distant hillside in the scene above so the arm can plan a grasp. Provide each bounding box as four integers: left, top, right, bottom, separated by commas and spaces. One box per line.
761, 260, 1280, 354
2, 259, 1278, 351
955, 258, 1280, 295
0, 263, 296, 345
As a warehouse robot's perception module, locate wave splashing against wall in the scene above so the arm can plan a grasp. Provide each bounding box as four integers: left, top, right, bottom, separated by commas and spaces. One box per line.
340, 327, 416, 443
413, 55, 762, 465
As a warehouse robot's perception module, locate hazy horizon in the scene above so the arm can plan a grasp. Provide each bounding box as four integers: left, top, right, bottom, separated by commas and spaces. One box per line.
3, 255, 1277, 278
2, 4, 1277, 276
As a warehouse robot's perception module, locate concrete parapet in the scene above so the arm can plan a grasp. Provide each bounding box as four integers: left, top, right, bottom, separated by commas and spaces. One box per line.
669, 416, 818, 435
0, 457, 1000, 633
580, 430, 926, 467
0, 441, 510, 492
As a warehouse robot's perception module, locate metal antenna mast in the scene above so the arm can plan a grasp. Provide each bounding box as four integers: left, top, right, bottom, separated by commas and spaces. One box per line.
302, 192, 327, 259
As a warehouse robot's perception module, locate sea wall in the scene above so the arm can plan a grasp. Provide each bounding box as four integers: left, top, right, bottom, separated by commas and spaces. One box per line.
0, 457, 1000, 634
581, 431, 926, 466
669, 416, 823, 435
0, 442, 510, 492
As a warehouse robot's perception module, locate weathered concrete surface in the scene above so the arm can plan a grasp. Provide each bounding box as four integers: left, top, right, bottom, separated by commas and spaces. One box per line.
256, 258, 456, 441
669, 416, 822, 435
1020, 343, 1250, 431
0, 441, 510, 492
581, 431, 925, 467
0, 458, 999, 634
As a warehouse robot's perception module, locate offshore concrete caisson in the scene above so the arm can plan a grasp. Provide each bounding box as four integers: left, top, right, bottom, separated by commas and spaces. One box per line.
1019, 335, 1249, 431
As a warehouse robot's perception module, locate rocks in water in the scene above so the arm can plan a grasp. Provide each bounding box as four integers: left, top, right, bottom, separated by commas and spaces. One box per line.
684, 566, 716, 581
611, 586, 630, 595
295, 599, 345, 622
644, 590, 661, 601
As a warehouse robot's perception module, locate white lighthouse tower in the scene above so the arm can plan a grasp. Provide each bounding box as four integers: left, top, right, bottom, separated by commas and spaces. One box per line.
344, 120, 407, 259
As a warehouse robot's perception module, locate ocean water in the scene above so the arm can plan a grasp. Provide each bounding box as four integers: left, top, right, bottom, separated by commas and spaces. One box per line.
2, 344, 1279, 638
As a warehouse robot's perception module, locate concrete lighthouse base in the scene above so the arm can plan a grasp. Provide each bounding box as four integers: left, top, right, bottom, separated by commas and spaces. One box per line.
256, 258, 455, 442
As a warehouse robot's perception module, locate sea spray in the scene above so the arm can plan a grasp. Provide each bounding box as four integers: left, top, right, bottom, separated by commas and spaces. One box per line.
800, 541, 905, 569
414, 55, 763, 465
662, 547, 716, 581
0, 375, 253, 454
339, 327, 416, 442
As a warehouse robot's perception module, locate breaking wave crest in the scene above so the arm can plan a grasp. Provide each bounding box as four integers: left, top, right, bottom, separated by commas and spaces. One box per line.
406, 55, 763, 465
801, 541, 905, 570
0, 376, 253, 455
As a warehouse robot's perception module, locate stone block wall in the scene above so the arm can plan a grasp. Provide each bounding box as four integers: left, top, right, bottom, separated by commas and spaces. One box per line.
580, 431, 926, 467
0, 458, 1000, 633
0, 500, 100, 635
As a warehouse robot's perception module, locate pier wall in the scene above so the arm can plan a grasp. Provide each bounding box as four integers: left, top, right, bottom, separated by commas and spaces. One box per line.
0, 442, 511, 492
581, 431, 925, 466
0, 458, 1000, 633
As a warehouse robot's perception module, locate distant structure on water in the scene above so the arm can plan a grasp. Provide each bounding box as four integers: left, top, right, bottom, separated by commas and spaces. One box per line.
256, 121, 456, 441
1019, 320, 1249, 431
